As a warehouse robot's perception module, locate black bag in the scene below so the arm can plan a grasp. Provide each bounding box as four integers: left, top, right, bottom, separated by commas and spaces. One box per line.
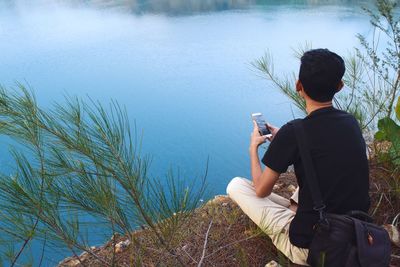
293, 119, 391, 267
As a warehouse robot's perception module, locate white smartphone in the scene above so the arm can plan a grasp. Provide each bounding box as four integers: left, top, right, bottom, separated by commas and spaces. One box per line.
251, 113, 272, 137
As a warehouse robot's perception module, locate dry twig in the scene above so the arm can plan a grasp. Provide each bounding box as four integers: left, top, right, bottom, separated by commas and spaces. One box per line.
197, 220, 213, 267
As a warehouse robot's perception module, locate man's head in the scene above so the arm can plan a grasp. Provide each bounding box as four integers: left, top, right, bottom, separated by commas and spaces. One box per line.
297, 48, 345, 102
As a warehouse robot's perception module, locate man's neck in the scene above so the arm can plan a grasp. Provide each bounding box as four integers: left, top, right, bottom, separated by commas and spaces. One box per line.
305, 99, 333, 114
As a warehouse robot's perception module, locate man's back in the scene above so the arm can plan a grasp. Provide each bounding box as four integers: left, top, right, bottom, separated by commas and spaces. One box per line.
227, 48, 371, 266
262, 106, 370, 248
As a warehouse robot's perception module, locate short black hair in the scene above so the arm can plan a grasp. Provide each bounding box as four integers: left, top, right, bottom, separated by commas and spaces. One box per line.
299, 48, 345, 102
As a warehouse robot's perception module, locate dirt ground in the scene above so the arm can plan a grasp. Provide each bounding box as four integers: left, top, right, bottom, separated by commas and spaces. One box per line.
59, 166, 400, 267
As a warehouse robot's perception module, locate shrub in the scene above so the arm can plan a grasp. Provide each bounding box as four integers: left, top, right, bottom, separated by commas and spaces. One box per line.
375, 96, 400, 197
0, 85, 206, 266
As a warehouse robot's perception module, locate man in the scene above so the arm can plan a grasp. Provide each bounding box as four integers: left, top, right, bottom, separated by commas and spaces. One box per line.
227, 49, 370, 266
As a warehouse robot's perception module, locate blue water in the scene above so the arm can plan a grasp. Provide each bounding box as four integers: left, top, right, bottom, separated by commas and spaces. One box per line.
0, 0, 372, 265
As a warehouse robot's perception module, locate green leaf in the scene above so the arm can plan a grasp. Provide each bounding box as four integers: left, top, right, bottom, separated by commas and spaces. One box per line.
374, 130, 386, 141
395, 96, 400, 121
389, 137, 400, 166
375, 117, 400, 141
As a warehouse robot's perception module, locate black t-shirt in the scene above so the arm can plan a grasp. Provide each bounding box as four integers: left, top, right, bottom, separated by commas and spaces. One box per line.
262, 106, 370, 248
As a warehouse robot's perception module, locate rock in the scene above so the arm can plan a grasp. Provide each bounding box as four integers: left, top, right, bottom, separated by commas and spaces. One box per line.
60, 258, 80, 267
68, 259, 80, 266
115, 246, 123, 253
115, 239, 131, 253
287, 185, 297, 193
78, 251, 87, 259
209, 195, 228, 205
265, 260, 281, 267
273, 184, 281, 190
383, 224, 400, 247
58, 257, 81, 267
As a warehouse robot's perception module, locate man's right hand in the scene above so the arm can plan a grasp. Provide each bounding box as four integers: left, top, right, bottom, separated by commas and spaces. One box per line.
250, 121, 269, 150
266, 123, 280, 141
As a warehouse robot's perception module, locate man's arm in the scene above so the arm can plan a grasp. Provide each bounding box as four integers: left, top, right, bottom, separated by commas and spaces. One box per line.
249, 146, 280, 197
249, 122, 298, 211
249, 121, 280, 198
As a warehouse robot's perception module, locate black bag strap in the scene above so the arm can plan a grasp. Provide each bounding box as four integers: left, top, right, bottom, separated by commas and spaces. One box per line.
292, 119, 327, 221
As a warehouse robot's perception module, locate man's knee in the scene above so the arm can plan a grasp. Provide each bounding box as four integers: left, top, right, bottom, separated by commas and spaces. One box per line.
226, 177, 248, 197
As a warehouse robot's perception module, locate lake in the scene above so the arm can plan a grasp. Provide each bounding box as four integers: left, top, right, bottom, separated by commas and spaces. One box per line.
0, 0, 372, 265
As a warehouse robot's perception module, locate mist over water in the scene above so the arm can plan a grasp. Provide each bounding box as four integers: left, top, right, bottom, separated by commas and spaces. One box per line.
0, 0, 373, 264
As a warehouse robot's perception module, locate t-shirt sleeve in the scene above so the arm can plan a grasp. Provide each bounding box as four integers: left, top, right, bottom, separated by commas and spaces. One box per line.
262, 122, 297, 173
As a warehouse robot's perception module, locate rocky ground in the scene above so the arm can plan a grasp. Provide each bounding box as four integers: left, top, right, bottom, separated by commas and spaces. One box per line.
59, 165, 400, 267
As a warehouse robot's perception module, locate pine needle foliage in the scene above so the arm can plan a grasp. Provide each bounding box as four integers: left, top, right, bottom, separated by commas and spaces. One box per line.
252, 50, 306, 114
253, 0, 400, 132
0, 85, 206, 266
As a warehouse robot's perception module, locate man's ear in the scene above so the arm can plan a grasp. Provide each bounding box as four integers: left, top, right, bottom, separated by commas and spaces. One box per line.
296, 80, 303, 92
336, 80, 344, 92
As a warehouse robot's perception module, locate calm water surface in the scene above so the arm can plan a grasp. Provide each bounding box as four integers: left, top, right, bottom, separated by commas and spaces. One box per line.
0, 0, 372, 264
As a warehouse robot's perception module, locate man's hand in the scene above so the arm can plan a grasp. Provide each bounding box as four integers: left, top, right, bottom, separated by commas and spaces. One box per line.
266, 123, 280, 141
250, 120, 269, 150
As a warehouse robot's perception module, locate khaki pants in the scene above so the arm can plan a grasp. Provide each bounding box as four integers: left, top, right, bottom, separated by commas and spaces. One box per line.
226, 177, 309, 266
